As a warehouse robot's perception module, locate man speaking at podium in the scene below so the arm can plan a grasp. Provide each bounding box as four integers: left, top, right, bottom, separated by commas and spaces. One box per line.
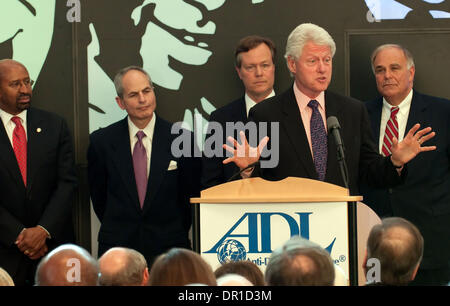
222, 23, 436, 196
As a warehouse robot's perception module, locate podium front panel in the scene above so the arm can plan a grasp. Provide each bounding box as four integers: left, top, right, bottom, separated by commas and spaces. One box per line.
199, 201, 349, 279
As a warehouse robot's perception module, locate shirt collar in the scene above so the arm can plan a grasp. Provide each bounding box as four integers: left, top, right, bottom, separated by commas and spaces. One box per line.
245, 90, 275, 117
382, 89, 413, 116
127, 113, 156, 142
0, 109, 27, 126
293, 83, 325, 111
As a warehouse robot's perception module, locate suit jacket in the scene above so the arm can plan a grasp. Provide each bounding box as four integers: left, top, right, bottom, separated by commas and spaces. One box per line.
248, 87, 405, 195
361, 90, 450, 269
201, 97, 248, 189
0, 107, 77, 283
87, 115, 201, 265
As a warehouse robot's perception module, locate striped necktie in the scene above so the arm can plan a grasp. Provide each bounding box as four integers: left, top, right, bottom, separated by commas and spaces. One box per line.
381, 106, 399, 157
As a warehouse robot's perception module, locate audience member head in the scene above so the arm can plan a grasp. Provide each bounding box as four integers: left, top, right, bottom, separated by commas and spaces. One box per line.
364, 217, 424, 286
35, 244, 99, 286
216, 273, 254, 286
0, 267, 14, 286
265, 236, 335, 286
148, 248, 217, 286
99, 247, 149, 286
214, 260, 265, 286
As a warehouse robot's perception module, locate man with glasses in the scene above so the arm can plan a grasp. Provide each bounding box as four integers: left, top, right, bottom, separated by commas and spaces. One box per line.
0, 59, 77, 286
87, 66, 201, 267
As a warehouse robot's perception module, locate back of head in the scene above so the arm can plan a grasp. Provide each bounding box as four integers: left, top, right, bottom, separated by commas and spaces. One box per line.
366, 217, 423, 285
265, 236, 335, 286
35, 244, 99, 286
148, 248, 216, 286
217, 273, 253, 286
0, 267, 14, 286
214, 260, 265, 286
284, 23, 336, 62
99, 247, 148, 286
235, 35, 277, 68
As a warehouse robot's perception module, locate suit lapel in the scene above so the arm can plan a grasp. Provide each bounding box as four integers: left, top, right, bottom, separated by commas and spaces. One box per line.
111, 118, 141, 211
406, 91, 428, 133
0, 118, 24, 189
26, 109, 47, 193
280, 88, 316, 178
144, 116, 171, 211
366, 97, 383, 146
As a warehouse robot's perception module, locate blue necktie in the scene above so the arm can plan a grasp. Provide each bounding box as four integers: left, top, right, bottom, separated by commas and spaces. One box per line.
308, 100, 327, 181
133, 131, 147, 209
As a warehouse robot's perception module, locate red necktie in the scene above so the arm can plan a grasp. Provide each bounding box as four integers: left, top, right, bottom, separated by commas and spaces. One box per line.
11, 116, 27, 186
381, 106, 399, 157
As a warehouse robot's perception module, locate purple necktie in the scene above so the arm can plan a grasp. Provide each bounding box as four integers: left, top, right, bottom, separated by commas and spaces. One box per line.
308, 100, 327, 181
133, 131, 147, 209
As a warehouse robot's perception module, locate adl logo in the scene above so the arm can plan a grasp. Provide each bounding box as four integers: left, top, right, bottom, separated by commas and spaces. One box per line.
203, 212, 336, 264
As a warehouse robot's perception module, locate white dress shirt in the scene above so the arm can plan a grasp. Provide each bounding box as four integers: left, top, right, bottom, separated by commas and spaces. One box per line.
0, 109, 28, 145
378, 89, 412, 154
128, 114, 156, 177
245, 90, 276, 117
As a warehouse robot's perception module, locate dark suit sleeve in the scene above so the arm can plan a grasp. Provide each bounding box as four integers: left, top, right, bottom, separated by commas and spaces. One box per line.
201, 111, 226, 189
37, 118, 77, 241
87, 132, 107, 222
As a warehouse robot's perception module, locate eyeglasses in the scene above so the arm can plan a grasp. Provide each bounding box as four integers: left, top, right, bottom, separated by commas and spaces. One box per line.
8, 79, 34, 90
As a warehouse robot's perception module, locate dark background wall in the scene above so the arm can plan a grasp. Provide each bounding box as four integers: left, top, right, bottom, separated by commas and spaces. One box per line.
3, 0, 448, 251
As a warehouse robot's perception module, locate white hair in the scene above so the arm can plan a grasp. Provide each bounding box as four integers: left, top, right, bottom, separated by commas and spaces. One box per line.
284, 23, 336, 63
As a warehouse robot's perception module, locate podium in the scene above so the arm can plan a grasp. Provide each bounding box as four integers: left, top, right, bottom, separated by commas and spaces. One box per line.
190, 177, 381, 286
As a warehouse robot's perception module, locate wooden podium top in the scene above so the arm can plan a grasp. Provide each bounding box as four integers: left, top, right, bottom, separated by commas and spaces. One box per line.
191, 177, 363, 203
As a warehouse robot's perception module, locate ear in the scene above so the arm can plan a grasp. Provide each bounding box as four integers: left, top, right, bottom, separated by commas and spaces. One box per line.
409, 65, 416, 83
411, 262, 420, 281
362, 249, 368, 273
287, 56, 296, 74
115, 96, 125, 110
235, 66, 243, 80
142, 267, 149, 286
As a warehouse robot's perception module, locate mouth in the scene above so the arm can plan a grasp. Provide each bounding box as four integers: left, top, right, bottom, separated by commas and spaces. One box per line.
17, 95, 31, 103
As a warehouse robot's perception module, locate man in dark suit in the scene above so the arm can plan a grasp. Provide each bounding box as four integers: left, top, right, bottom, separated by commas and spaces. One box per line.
201, 35, 276, 189
87, 66, 200, 266
361, 44, 450, 285
0, 59, 77, 286
223, 24, 435, 196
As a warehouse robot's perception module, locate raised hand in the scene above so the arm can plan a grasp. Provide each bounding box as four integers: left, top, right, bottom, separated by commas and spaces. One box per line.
391, 123, 436, 167
222, 131, 269, 170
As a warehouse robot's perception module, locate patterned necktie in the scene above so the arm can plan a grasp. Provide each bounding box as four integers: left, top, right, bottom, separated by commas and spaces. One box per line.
133, 131, 147, 209
382, 106, 399, 157
11, 116, 27, 186
308, 100, 327, 181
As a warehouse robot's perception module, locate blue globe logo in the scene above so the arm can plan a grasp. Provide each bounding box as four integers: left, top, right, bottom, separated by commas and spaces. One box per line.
217, 239, 247, 264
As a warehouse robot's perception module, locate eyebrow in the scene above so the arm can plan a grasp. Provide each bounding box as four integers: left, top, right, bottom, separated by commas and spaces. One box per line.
18, 0, 36, 16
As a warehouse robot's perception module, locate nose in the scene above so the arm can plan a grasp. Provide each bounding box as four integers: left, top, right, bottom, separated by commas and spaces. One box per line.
255, 65, 263, 76
138, 91, 146, 102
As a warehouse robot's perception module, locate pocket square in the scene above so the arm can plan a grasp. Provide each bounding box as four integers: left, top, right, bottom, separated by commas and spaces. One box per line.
168, 160, 178, 171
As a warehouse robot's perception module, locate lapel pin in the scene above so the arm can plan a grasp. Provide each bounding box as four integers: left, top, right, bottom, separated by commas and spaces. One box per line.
36, 128, 42, 133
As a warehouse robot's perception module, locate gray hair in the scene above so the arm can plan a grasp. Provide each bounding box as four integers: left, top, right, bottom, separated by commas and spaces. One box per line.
370, 44, 415, 74
113, 66, 153, 98
284, 23, 336, 63
265, 236, 335, 286
99, 248, 148, 286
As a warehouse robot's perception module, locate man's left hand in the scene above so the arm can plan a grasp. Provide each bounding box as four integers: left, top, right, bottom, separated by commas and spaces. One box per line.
390, 123, 436, 167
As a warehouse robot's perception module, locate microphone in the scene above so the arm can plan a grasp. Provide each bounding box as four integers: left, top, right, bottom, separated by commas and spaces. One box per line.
327, 116, 349, 190
227, 161, 260, 182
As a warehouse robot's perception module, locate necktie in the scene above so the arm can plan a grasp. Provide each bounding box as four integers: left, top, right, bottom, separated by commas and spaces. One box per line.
11, 116, 27, 186
133, 131, 147, 209
308, 100, 327, 181
382, 106, 399, 157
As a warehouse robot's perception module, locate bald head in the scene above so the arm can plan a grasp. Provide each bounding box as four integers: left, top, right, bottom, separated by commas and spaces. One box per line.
35, 244, 99, 286
0, 59, 32, 115
217, 273, 254, 286
0, 59, 26, 81
98, 247, 148, 286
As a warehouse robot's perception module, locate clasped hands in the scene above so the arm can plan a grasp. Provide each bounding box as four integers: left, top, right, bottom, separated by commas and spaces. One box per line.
15, 226, 49, 260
